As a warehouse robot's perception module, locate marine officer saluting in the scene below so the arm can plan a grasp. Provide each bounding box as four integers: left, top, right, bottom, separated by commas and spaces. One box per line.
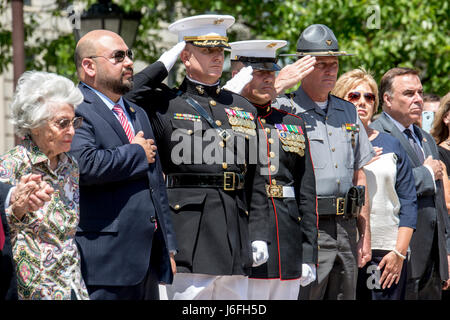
228, 40, 318, 300
275, 24, 375, 300
127, 14, 270, 300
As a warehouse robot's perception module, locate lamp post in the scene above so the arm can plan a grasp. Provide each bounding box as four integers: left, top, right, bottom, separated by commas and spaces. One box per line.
11, 0, 25, 146
74, 0, 141, 48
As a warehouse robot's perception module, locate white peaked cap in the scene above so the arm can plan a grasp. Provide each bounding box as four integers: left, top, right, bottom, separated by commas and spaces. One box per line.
168, 14, 235, 46
229, 40, 287, 59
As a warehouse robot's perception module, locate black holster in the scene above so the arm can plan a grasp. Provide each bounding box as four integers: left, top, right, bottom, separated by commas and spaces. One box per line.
345, 185, 365, 219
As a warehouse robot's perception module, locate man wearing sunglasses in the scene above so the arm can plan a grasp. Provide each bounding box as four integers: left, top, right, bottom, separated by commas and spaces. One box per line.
276, 24, 376, 300
70, 29, 182, 300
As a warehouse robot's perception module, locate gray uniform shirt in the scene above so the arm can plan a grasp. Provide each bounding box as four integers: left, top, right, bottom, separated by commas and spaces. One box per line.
274, 86, 375, 197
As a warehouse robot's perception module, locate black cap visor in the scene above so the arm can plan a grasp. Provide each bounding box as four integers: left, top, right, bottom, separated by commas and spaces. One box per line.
234, 56, 281, 71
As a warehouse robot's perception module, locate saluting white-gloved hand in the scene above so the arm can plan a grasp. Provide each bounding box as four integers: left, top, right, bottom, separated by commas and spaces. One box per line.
157, 41, 186, 72
251, 240, 269, 267
222, 66, 253, 94
299, 263, 316, 287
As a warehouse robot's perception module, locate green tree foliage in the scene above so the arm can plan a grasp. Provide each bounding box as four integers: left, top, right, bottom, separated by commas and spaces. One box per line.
1, 0, 448, 95
181, 0, 449, 96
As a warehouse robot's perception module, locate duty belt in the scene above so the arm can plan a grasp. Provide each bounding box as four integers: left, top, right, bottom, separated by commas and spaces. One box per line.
166, 172, 245, 191
317, 196, 345, 216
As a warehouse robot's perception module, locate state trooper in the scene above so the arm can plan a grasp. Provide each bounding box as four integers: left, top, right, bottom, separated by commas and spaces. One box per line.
126, 14, 270, 300
275, 24, 376, 300
227, 40, 318, 300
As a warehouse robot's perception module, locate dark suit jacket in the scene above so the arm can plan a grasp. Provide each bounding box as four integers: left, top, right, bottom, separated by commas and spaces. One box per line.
371, 112, 449, 280
0, 182, 17, 300
70, 82, 177, 287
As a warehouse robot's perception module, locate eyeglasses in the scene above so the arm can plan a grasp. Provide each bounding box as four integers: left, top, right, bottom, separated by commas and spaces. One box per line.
347, 91, 376, 104
88, 49, 133, 64
52, 117, 83, 130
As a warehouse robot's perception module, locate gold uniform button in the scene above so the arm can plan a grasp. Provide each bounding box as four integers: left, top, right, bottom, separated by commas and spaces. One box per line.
335, 164, 338, 168
331, 147, 335, 152
210, 100, 217, 106
268, 138, 274, 144
270, 165, 276, 172
269, 151, 276, 158
261, 118, 266, 124
245, 210, 249, 216
222, 163, 228, 169
265, 128, 271, 134
174, 204, 180, 210
219, 141, 225, 148
298, 217, 302, 222
271, 179, 277, 185
187, 129, 193, 135
215, 120, 222, 126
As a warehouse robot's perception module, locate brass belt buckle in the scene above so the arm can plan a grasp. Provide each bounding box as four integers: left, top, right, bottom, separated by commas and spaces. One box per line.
336, 197, 345, 215
224, 172, 235, 191
265, 184, 283, 198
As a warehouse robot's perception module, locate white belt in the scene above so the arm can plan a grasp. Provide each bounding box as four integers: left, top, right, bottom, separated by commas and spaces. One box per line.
265, 185, 295, 198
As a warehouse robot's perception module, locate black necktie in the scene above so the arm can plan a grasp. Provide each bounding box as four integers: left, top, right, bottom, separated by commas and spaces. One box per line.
404, 128, 424, 163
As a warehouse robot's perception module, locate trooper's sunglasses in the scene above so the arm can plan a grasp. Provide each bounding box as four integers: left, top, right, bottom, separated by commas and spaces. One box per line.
89, 49, 133, 64
347, 91, 376, 103
52, 116, 83, 130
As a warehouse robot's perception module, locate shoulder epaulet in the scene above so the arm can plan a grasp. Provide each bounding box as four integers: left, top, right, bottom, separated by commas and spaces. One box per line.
272, 106, 305, 121
330, 94, 349, 104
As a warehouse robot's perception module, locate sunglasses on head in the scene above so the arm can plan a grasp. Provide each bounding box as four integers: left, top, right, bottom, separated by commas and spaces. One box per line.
89, 49, 133, 64
347, 91, 376, 103
52, 116, 83, 130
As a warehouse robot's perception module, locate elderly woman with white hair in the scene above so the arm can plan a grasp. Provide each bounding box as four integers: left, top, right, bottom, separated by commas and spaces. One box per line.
0, 71, 89, 300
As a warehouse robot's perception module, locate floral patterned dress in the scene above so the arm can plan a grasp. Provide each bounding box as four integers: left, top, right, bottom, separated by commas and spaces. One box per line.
0, 137, 89, 300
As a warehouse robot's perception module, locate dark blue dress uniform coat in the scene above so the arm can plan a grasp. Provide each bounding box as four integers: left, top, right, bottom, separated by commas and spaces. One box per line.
250, 103, 318, 280
126, 70, 270, 276
70, 78, 177, 287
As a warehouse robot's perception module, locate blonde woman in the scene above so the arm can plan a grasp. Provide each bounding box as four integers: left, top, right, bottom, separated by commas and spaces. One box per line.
332, 68, 417, 300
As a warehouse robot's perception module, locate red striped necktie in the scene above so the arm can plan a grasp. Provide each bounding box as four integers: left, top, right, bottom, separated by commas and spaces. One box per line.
112, 104, 134, 143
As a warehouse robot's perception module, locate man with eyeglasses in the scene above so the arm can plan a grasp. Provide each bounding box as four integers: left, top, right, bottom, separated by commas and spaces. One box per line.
275, 24, 375, 300
70, 29, 182, 300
